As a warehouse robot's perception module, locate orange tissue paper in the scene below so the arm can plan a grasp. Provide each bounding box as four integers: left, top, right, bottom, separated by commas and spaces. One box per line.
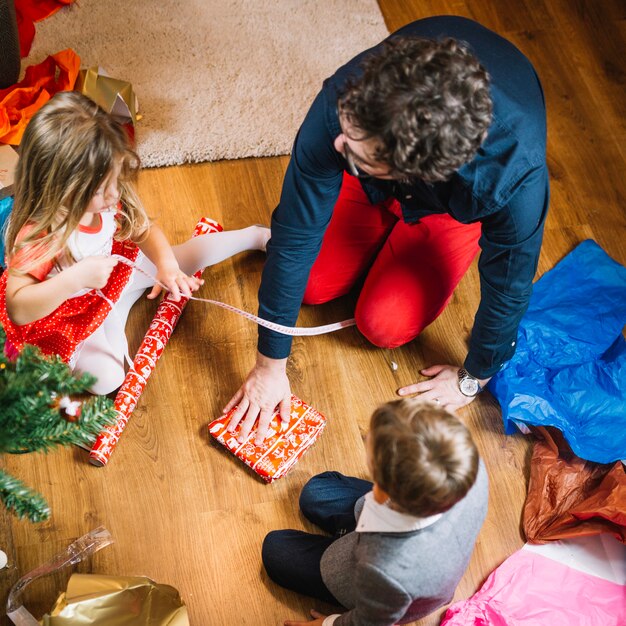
0, 48, 80, 145
209, 395, 326, 482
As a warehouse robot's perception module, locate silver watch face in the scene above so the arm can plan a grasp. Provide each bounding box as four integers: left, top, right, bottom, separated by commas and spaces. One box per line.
459, 377, 480, 397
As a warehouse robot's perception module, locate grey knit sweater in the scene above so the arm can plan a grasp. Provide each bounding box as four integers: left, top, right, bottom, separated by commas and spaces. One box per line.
320, 462, 488, 626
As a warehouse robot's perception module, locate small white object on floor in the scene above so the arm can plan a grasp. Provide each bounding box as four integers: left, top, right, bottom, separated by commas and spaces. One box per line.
390, 361, 398, 371
0, 550, 7, 569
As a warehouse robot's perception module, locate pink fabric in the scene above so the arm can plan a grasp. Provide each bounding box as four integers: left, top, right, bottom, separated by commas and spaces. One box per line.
441, 549, 626, 626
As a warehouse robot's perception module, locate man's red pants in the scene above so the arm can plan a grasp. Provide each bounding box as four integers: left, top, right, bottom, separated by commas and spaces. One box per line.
303, 174, 482, 349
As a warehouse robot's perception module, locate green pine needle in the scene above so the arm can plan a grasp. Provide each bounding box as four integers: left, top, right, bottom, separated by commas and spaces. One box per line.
0, 469, 50, 523
0, 326, 117, 522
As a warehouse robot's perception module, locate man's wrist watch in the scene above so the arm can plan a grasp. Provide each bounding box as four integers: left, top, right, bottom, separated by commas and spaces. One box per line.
458, 368, 483, 397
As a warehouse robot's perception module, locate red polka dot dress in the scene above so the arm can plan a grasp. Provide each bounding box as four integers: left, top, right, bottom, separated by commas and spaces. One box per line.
0, 211, 139, 364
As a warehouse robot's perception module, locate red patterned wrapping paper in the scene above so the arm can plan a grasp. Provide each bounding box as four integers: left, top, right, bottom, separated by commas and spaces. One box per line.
89, 217, 222, 466
208, 395, 326, 482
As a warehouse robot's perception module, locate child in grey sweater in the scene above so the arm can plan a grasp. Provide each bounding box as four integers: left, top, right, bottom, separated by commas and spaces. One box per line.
262, 399, 488, 626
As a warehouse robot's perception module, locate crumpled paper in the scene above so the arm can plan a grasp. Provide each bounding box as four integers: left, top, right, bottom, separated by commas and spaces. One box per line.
441, 547, 626, 626
488, 239, 626, 464
15, 0, 74, 58
524, 426, 626, 544
6, 528, 189, 626
41, 574, 189, 626
0, 49, 80, 145
75, 66, 139, 128
7, 527, 113, 626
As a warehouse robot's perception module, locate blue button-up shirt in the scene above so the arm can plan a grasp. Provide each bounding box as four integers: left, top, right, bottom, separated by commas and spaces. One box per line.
258, 16, 549, 379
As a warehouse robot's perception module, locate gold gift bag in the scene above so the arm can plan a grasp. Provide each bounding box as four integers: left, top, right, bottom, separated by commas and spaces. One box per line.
42, 574, 189, 626
6, 528, 188, 626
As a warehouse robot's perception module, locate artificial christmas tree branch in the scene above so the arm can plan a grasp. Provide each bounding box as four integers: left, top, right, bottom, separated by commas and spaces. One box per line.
0, 470, 49, 523
0, 326, 115, 522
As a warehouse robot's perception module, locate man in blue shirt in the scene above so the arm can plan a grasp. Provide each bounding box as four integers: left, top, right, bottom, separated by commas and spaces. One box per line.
225, 16, 548, 442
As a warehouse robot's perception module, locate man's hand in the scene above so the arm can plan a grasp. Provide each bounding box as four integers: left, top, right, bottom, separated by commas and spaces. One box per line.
284, 609, 327, 626
223, 352, 291, 445
397, 364, 491, 412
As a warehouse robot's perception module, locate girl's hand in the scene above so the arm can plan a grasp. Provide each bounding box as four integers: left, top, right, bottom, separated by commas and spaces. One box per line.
148, 261, 203, 301
68, 256, 119, 291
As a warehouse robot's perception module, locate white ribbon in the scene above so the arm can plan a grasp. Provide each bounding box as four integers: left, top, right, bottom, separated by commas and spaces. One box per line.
110, 254, 356, 337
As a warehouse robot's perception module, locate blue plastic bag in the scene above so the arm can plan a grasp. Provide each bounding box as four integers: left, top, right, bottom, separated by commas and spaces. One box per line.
0, 195, 13, 266
488, 239, 626, 464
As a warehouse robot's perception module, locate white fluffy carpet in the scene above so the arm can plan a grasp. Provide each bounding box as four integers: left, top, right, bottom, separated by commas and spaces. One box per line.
25, 1, 388, 168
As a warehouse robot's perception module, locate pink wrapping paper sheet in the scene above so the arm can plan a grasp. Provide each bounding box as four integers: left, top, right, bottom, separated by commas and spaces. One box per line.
89, 217, 222, 466
441, 549, 626, 626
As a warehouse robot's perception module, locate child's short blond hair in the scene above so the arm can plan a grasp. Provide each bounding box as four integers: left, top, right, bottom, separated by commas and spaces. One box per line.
369, 399, 479, 517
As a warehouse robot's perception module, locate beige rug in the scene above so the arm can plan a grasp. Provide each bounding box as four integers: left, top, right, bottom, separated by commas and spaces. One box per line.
25, 1, 388, 168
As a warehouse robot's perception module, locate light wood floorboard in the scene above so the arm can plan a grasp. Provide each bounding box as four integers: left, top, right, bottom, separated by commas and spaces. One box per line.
1, 1, 625, 624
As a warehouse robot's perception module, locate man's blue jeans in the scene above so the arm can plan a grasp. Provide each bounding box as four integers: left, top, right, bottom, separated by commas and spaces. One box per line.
262, 471, 372, 606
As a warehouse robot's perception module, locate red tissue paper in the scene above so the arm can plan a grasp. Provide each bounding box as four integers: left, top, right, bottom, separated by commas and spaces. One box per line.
16, 0, 75, 58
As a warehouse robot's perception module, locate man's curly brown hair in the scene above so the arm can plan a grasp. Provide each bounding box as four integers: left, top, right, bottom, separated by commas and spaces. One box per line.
339, 37, 493, 183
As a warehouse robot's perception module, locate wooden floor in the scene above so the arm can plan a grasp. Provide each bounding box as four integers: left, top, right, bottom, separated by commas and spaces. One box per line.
1, 1, 625, 624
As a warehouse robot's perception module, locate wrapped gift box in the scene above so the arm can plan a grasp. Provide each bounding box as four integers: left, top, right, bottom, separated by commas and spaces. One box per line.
209, 395, 326, 482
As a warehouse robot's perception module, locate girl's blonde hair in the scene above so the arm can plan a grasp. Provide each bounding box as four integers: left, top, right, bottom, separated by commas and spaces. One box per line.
4, 91, 150, 275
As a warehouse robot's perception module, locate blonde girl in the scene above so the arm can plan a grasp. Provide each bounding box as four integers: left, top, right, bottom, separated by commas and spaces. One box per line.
0, 91, 269, 394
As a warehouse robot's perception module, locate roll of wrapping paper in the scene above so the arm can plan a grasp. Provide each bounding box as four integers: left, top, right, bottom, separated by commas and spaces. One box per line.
88, 217, 222, 466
